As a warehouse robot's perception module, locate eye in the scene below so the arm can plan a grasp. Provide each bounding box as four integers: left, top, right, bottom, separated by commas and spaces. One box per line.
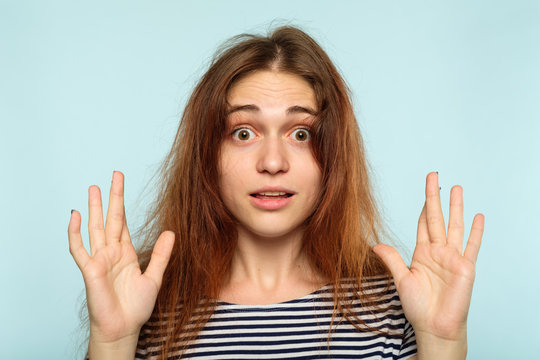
291, 128, 311, 142
232, 128, 255, 141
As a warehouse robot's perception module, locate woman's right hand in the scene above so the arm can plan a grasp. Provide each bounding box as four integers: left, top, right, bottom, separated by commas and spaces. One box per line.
68, 171, 175, 347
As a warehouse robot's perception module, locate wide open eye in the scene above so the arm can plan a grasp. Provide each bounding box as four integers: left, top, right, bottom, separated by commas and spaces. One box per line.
232, 128, 255, 141
291, 128, 311, 142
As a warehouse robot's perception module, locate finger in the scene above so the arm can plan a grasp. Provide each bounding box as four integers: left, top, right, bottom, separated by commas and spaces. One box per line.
447, 185, 465, 253
88, 185, 106, 255
425, 172, 446, 245
372, 244, 410, 286
120, 205, 131, 244
416, 202, 429, 245
143, 231, 176, 289
464, 213, 485, 263
105, 171, 125, 244
68, 210, 90, 269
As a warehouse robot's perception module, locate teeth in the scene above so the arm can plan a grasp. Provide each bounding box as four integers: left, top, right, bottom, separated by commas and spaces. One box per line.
258, 191, 287, 196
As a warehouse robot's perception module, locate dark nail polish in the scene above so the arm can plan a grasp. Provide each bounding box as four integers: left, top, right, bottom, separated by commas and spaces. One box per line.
71, 209, 75, 214
436, 171, 439, 174
439, 186, 441, 190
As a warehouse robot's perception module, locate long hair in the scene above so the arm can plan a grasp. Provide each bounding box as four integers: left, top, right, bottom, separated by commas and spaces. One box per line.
136, 25, 390, 359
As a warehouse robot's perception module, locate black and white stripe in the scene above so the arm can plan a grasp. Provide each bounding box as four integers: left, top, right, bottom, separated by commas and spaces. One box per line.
136, 277, 416, 359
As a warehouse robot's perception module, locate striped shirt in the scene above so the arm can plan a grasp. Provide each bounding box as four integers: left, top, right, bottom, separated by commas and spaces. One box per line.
136, 277, 417, 359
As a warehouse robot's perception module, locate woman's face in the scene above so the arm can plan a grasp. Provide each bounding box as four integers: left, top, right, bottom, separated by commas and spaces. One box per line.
219, 70, 322, 240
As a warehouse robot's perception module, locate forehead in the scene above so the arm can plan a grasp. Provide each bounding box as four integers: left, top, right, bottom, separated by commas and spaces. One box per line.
226, 70, 317, 110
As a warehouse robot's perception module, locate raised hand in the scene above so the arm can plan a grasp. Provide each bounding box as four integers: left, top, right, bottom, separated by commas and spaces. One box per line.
68, 171, 175, 346
373, 172, 484, 355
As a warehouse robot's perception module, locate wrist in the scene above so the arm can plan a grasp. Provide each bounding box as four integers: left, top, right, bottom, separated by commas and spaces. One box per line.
88, 331, 140, 360
415, 329, 467, 360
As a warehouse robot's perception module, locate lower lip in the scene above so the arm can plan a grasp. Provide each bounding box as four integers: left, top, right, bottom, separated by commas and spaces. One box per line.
249, 195, 293, 210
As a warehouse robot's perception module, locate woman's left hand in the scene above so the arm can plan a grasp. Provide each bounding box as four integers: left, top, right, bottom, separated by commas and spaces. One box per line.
373, 172, 484, 345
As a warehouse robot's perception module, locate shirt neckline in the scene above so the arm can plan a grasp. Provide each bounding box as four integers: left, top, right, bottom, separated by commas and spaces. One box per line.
215, 282, 332, 308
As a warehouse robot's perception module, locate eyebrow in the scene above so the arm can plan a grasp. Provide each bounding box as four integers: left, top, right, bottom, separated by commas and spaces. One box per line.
226, 104, 317, 116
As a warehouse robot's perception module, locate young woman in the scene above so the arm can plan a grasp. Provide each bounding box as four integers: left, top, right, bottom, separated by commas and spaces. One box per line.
68, 26, 484, 359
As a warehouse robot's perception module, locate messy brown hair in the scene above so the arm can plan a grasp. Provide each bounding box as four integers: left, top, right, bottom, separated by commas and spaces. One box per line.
136, 25, 391, 358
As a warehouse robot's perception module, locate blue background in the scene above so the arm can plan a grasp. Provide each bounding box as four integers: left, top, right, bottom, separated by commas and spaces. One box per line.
1, 1, 539, 358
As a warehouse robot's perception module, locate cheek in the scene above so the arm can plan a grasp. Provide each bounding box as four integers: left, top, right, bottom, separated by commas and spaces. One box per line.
219, 152, 249, 198
301, 156, 322, 193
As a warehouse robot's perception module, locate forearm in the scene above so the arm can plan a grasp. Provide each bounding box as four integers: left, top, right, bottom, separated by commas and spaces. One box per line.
88, 332, 140, 360
415, 330, 467, 360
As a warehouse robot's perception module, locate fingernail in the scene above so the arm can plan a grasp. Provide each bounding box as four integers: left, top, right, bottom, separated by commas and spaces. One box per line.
71, 209, 75, 214
439, 186, 441, 190
436, 171, 439, 175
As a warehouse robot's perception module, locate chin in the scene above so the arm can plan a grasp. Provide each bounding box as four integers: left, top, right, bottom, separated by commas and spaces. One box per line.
240, 223, 305, 240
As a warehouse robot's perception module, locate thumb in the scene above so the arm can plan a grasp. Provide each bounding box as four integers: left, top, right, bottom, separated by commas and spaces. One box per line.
143, 231, 175, 289
372, 243, 409, 286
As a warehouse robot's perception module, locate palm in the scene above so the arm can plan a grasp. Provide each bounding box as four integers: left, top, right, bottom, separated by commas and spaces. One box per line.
398, 242, 476, 339
83, 241, 156, 339
68, 171, 175, 343
373, 172, 484, 340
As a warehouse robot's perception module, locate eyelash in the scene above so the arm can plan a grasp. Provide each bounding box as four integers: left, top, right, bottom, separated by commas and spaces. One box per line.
231, 127, 312, 142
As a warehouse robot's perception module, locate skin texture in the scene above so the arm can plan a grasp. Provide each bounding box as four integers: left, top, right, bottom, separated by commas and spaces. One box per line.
68, 172, 175, 359
218, 70, 325, 303
219, 70, 321, 239
373, 173, 485, 359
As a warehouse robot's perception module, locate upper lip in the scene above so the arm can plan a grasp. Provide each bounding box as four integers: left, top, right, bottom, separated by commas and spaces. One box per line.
250, 186, 296, 195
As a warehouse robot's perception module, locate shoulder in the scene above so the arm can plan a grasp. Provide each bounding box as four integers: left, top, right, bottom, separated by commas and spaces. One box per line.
333, 276, 405, 317
335, 275, 399, 299
337, 276, 416, 337
356, 276, 417, 358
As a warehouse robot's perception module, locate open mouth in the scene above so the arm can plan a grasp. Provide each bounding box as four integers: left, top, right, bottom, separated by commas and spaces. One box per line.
250, 192, 294, 200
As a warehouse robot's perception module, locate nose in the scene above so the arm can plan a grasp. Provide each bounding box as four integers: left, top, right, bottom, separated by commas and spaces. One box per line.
256, 136, 289, 174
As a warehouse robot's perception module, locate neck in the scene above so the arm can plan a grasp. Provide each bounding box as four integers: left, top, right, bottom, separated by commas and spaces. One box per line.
220, 225, 326, 304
